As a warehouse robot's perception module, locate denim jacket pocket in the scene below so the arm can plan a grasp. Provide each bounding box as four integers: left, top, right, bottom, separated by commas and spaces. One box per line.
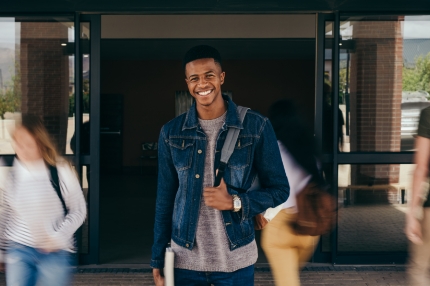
228, 136, 253, 170
168, 137, 195, 171
230, 211, 253, 238
240, 218, 254, 237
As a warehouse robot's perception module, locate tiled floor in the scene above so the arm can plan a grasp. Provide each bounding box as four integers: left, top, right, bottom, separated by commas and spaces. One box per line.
337, 205, 408, 252
0, 266, 409, 285
9, 266, 414, 285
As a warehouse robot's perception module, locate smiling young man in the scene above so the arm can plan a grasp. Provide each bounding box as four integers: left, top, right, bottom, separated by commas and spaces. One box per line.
151, 45, 290, 285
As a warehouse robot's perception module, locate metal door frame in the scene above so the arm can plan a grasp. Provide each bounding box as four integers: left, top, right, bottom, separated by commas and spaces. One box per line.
313, 11, 419, 264
78, 13, 101, 265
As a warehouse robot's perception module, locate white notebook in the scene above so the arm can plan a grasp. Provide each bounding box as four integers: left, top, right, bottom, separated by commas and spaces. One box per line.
164, 247, 175, 286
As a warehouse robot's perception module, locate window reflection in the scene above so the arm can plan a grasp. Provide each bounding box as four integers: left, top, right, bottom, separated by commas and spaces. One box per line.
0, 17, 75, 155
339, 16, 430, 152
337, 164, 414, 252
323, 21, 345, 153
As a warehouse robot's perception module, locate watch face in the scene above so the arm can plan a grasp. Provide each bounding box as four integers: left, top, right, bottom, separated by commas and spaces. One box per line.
234, 199, 241, 208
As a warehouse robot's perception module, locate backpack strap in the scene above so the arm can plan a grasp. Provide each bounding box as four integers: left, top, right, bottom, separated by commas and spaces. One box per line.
0, 155, 15, 166
214, 106, 249, 186
48, 165, 67, 216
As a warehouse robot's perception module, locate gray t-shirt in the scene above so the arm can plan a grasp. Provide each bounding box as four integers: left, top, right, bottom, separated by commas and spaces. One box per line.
171, 111, 258, 272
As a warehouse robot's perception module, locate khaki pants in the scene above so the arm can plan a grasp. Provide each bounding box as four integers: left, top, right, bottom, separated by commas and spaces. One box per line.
408, 208, 430, 286
261, 209, 319, 286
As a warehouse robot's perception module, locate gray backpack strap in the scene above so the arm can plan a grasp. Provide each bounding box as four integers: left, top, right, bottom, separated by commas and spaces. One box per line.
214, 106, 249, 186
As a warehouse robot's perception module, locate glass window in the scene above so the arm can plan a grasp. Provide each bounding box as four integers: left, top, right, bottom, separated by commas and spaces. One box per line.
0, 17, 75, 155
337, 164, 414, 252
339, 15, 430, 152
81, 22, 90, 155
322, 21, 344, 153
321, 163, 334, 252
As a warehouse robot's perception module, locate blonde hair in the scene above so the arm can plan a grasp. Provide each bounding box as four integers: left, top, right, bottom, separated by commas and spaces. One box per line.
14, 114, 59, 166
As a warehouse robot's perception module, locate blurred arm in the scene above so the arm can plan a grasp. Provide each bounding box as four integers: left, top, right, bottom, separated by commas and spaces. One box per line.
406, 136, 430, 245
53, 162, 87, 246
410, 136, 430, 215
0, 172, 13, 262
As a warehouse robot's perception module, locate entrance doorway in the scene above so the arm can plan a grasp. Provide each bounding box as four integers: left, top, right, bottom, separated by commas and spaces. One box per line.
99, 14, 317, 264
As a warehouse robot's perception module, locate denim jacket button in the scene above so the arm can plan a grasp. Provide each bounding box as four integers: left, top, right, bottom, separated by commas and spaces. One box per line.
186, 243, 190, 248
195, 174, 200, 179
197, 149, 202, 154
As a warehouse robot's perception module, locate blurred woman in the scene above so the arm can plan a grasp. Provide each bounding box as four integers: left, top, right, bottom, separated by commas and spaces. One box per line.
0, 115, 87, 286
406, 106, 430, 286
262, 100, 321, 286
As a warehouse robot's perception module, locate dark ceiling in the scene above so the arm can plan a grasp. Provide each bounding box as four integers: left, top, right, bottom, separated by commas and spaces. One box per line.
100, 39, 316, 60
1, 0, 429, 13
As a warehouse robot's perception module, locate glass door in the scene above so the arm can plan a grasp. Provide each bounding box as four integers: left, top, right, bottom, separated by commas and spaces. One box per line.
314, 13, 430, 264
0, 14, 100, 265
77, 14, 100, 265
312, 12, 336, 263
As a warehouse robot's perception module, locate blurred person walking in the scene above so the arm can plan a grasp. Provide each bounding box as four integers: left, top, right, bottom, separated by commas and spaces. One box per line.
406, 106, 430, 286
262, 100, 321, 286
0, 115, 87, 286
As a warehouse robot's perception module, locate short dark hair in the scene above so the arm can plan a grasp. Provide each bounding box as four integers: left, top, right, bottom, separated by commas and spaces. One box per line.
183, 45, 222, 71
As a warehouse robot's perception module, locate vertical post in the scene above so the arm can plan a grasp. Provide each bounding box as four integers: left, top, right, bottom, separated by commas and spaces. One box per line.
74, 12, 82, 170
312, 13, 327, 263
345, 52, 350, 136
332, 10, 340, 265
315, 13, 325, 156
89, 14, 101, 264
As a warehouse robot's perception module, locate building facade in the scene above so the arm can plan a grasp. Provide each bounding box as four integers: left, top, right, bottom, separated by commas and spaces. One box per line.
1, 0, 430, 265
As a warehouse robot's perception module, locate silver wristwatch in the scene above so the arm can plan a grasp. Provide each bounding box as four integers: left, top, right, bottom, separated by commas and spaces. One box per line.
232, 195, 242, 212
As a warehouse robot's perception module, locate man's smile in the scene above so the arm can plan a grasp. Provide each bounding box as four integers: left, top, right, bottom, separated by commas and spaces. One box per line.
196, 89, 214, 96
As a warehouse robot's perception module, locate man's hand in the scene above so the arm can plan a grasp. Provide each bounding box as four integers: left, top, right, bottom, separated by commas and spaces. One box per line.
406, 211, 424, 245
203, 178, 234, 210
153, 268, 165, 286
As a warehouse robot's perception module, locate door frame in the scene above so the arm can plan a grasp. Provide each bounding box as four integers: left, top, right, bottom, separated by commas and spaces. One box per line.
78, 14, 101, 265
313, 11, 415, 264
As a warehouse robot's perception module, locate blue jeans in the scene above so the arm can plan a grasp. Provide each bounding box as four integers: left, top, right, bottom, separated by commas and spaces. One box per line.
174, 265, 254, 286
6, 242, 74, 286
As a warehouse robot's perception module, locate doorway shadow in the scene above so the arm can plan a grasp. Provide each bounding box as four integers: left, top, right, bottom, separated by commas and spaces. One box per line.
100, 174, 157, 264
99, 173, 269, 264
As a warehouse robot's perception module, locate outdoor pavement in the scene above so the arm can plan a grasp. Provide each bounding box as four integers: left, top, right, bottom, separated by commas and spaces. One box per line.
70, 266, 408, 285
0, 265, 408, 285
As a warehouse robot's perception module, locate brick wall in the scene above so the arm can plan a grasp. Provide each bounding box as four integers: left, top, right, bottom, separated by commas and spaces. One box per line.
349, 18, 403, 185
19, 22, 70, 153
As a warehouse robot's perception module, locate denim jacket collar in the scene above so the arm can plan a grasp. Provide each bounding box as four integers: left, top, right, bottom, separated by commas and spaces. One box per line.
182, 94, 243, 131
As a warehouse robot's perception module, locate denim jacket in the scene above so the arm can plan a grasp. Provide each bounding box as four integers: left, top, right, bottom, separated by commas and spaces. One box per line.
150, 95, 290, 269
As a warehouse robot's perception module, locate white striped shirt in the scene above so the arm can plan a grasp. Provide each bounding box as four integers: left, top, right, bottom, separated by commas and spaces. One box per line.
0, 158, 87, 261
